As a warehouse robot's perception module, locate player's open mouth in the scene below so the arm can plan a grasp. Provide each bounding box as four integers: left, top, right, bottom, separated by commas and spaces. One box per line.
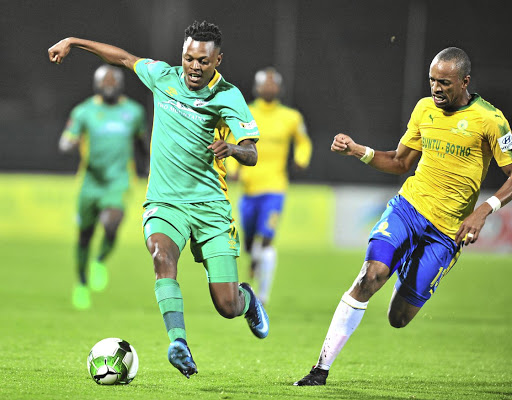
188, 74, 202, 83
432, 95, 446, 105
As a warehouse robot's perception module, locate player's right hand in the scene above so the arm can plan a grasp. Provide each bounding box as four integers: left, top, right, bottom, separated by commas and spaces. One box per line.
48, 38, 71, 64
331, 133, 357, 155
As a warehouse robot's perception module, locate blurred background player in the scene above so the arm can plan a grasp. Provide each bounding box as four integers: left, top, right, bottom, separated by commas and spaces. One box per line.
59, 65, 147, 309
294, 47, 512, 386
230, 67, 312, 305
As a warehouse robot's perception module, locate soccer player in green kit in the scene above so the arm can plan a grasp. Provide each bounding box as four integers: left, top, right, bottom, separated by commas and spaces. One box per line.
49, 21, 269, 379
59, 65, 146, 310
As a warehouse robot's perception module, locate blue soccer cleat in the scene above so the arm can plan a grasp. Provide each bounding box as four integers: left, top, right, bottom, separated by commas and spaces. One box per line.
167, 338, 197, 379
240, 282, 269, 339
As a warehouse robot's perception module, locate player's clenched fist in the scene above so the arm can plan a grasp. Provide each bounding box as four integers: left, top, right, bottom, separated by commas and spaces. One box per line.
48, 38, 71, 64
208, 140, 233, 159
331, 133, 356, 155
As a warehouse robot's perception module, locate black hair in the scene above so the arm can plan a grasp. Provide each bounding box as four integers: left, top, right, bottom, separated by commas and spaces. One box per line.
434, 47, 471, 78
184, 20, 222, 48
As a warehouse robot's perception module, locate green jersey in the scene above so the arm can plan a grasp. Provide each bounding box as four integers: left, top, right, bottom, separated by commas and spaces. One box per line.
134, 59, 259, 203
63, 95, 145, 189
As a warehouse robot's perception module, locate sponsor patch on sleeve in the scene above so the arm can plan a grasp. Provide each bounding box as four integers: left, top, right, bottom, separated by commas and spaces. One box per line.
239, 120, 257, 130
498, 131, 512, 152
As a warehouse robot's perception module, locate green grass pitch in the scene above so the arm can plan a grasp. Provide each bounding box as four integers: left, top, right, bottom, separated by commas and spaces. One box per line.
0, 174, 510, 399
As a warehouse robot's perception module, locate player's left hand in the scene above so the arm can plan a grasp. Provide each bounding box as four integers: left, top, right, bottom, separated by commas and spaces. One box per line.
208, 139, 233, 159
455, 207, 488, 246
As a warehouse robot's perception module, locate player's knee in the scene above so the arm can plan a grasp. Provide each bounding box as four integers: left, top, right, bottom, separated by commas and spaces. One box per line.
151, 248, 176, 273
355, 268, 386, 295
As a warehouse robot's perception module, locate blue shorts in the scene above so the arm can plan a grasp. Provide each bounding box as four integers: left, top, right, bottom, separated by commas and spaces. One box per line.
239, 193, 285, 242
365, 195, 461, 307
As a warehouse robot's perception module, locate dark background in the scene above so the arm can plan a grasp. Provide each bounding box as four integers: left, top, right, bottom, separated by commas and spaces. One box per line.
1, 0, 511, 188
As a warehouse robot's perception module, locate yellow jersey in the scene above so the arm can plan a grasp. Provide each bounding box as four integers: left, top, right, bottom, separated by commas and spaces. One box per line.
399, 94, 512, 239
230, 99, 312, 195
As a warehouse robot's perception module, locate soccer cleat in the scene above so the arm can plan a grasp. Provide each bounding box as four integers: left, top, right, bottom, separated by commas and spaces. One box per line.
293, 366, 329, 386
167, 339, 197, 379
90, 260, 108, 292
240, 282, 269, 339
72, 284, 91, 310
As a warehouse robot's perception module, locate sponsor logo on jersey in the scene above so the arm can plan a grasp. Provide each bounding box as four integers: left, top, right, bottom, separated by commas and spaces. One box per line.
239, 120, 257, 130
121, 112, 133, 121
498, 131, 512, 152
194, 99, 209, 107
103, 121, 129, 134
428, 114, 435, 124
158, 100, 206, 122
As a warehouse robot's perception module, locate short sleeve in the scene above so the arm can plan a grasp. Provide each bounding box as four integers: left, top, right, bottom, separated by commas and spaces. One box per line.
485, 110, 512, 167
133, 58, 173, 92
219, 88, 259, 144
62, 104, 86, 139
399, 99, 425, 151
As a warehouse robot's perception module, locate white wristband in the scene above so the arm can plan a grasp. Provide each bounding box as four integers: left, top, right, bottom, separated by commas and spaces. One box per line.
485, 196, 501, 213
360, 146, 375, 164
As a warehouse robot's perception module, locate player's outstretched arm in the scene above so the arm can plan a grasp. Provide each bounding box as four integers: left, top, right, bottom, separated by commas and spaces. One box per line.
455, 163, 512, 245
48, 37, 141, 70
331, 133, 420, 175
208, 139, 257, 166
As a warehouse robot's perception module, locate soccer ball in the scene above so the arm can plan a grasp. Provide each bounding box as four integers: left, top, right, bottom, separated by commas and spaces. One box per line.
87, 338, 139, 385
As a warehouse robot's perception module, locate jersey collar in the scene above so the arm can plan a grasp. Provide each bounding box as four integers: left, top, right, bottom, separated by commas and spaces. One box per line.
253, 98, 280, 110
92, 94, 126, 105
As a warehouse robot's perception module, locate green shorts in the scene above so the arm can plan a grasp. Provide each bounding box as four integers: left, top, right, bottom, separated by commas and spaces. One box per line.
142, 201, 241, 264
78, 182, 127, 229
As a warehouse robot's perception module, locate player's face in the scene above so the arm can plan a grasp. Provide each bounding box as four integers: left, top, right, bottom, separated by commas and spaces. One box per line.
182, 38, 222, 91
429, 59, 470, 111
97, 70, 122, 103
255, 72, 281, 102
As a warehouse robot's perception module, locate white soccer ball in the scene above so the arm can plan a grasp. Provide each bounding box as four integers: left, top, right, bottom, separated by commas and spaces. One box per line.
87, 338, 139, 385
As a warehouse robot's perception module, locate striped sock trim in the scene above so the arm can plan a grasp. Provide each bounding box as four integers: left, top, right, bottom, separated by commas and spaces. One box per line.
341, 292, 368, 310
155, 278, 186, 341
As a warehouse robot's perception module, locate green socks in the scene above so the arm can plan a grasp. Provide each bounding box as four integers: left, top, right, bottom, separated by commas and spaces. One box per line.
155, 278, 186, 342
239, 286, 251, 315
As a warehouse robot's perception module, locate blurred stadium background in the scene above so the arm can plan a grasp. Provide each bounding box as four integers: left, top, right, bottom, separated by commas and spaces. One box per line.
1, 0, 511, 250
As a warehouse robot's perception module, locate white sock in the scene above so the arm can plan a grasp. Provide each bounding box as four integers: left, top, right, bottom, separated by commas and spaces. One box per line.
316, 292, 368, 370
250, 240, 263, 264
257, 246, 276, 304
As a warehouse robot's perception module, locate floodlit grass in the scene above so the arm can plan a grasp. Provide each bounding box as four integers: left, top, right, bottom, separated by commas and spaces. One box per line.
0, 174, 510, 400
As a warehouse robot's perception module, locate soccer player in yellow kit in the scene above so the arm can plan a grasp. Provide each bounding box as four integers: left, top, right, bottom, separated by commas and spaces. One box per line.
295, 47, 512, 386
234, 67, 312, 305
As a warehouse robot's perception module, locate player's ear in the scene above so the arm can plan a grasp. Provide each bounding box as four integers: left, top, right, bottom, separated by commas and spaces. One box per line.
216, 53, 223, 67
462, 74, 470, 89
